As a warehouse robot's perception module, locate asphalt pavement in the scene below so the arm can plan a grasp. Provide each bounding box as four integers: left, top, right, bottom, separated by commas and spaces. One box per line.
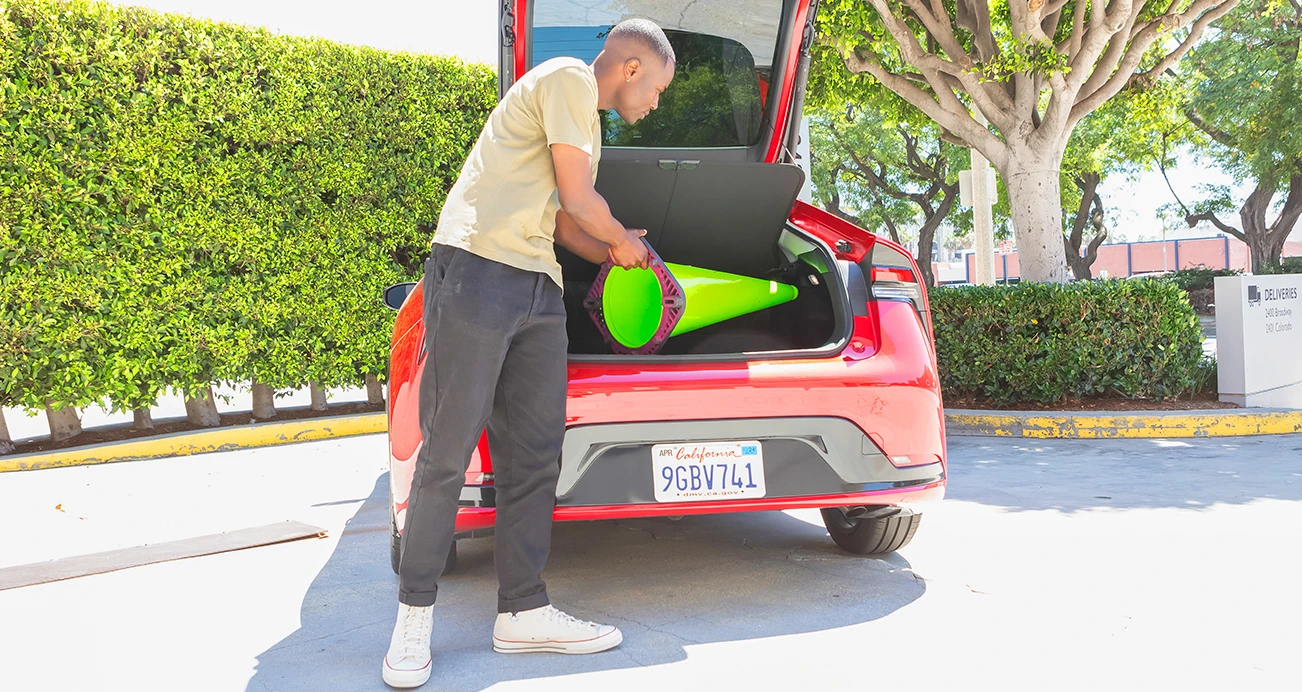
1, 433, 1299, 691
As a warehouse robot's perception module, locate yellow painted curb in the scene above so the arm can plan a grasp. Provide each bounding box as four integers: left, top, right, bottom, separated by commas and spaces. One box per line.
945, 409, 1302, 439
5, 406, 1298, 472
1, 412, 388, 473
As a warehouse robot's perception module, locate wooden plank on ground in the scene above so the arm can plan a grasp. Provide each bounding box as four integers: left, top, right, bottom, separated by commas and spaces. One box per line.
0, 520, 327, 591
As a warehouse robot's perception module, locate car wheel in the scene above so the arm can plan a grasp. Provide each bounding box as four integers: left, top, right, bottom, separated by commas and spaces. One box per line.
389, 508, 458, 576
820, 507, 921, 555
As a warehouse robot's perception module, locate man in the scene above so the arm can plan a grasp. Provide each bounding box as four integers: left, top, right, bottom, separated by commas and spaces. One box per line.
381, 19, 676, 689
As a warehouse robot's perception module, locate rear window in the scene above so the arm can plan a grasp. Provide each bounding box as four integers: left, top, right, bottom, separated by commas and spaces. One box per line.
530, 0, 786, 148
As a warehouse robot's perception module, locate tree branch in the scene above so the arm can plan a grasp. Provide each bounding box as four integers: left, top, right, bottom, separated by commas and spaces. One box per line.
1065, 0, 1136, 91
1186, 212, 1246, 242
921, 0, 970, 63
1184, 106, 1236, 149
1070, 0, 1236, 128
861, 0, 1016, 130
1157, 132, 1193, 217
1069, 173, 1099, 250
882, 214, 903, 245
1269, 174, 1302, 243
1066, 0, 1089, 57
954, 0, 997, 61
836, 39, 1009, 166
1041, 8, 1065, 41
835, 134, 922, 207
900, 129, 939, 180
1044, 0, 1072, 19
1085, 186, 1109, 261
1131, 0, 1238, 88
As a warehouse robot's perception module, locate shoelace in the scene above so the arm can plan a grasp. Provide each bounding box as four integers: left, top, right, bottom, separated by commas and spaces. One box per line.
394, 608, 432, 660
542, 605, 598, 631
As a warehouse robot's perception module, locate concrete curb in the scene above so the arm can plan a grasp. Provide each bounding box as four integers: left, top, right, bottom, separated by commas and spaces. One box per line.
4, 406, 1300, 473
945, 408, 1302, 439
0, 412, 387, 473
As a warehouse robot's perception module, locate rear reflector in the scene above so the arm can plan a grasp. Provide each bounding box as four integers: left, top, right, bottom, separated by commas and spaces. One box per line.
872, 266, 916, 283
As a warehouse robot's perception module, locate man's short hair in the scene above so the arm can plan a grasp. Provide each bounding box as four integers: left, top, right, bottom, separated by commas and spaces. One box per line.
608, 18, 675, 66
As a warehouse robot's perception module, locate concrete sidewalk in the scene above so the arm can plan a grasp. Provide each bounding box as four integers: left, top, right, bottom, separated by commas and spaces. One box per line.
1, 434, 1299, 691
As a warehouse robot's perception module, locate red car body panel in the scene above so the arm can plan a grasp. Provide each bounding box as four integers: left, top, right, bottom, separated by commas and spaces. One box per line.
388, 0, 946, 534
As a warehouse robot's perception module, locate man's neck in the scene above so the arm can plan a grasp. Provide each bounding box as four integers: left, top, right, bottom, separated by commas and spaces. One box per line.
590, 54, 617, 111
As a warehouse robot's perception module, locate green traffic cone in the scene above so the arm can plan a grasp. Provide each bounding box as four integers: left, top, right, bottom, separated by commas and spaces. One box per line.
598, 262, 799, 351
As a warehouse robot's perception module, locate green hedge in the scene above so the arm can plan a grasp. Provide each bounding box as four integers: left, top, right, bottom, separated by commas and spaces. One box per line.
1160, 266, 1242, 292
931, 279, 1207, 406
0, 0, 494, 412
1259, 256, 1302, 275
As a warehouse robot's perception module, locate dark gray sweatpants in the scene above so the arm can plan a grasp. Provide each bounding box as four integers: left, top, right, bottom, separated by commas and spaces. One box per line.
398, 243, 568, 613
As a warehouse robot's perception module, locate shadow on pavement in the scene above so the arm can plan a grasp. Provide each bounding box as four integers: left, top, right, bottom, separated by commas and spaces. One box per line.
947, 434, 1302, 512
248, 474, 924, 691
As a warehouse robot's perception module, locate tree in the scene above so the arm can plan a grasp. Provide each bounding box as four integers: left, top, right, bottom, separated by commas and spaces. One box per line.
809, 95, 963, 286
1059, 79, 1191, 277
814, 0, 1238, 282
1171, 0, 1302, 272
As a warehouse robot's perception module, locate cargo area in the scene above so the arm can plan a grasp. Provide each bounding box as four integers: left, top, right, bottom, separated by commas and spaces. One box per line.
558, 159, 848, 358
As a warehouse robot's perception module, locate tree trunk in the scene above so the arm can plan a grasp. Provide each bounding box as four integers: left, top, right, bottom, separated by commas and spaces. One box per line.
309, 381, 328, 412
915, 186, 957, 287
0, 409, 13, 455
1005, 160, 1071, 283
133, 408, 154, 431
1064, 173, 1108, 280
45, 401, 82, 442
1244, 173, 1302, 273
252, 382, 277, 420
1249, 236, 1281, 273
184, 387, 222, 427
365, 373, 385, 405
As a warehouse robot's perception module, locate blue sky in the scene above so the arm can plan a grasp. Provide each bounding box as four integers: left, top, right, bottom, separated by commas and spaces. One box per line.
109, 0, 1259, 244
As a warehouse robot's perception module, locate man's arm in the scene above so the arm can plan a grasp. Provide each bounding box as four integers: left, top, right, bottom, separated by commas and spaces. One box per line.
551, 143, 649, 269
554, 208, 645, 264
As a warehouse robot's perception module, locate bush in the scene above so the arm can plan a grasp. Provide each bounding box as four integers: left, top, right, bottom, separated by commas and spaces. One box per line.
0, 0, 495, 412
930, 279, 1206, 406
1259, 256, 1302, 275
1162, 266, 1242, 292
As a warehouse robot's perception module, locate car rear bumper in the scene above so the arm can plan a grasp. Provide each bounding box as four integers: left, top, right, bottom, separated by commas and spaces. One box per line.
452, 416, 945, 535
453, 482, 945, 535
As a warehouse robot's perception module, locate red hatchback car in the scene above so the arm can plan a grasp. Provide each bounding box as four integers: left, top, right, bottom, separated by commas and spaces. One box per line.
384, 0, 946, 573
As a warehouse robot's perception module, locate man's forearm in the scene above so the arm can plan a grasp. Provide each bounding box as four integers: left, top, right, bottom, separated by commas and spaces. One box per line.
562, 190, 632, 249
554, 210, 612, 264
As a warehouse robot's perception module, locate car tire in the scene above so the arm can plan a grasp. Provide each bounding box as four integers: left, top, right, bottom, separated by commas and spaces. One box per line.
820, 507, 921, 555
389, 508, 458, 576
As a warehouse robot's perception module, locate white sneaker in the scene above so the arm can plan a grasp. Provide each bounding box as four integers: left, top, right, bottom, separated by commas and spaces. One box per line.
492, 604, 622, 654
381, 603, 434, 688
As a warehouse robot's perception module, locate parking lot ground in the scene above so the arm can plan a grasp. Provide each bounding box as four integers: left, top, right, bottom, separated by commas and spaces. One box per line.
2, 433, 1300, 692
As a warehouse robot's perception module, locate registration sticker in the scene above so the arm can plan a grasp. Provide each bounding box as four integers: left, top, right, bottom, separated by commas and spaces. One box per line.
651, 441, 767, 503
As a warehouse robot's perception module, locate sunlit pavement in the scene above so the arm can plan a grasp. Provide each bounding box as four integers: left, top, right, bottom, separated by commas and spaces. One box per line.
1, 433, 1299, 692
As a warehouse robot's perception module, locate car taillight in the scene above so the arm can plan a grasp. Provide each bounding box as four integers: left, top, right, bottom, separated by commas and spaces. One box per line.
870, 266, 925, 310
867, 242, 933, 345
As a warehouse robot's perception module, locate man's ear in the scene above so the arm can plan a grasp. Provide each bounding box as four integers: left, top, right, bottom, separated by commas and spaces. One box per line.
623, 57, 641, 82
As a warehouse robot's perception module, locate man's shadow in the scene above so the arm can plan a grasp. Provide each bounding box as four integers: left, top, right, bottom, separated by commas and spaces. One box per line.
247, 474, 925, 692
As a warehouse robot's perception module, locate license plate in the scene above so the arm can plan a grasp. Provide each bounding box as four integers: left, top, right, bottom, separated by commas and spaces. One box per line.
651, 441, 766, 503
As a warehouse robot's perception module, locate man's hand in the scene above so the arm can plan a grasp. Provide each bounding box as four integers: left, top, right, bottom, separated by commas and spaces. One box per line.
609, 229, 650, 269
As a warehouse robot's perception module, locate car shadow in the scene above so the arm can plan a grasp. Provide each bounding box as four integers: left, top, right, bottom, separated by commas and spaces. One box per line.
247, 474, 924, 691
946, 434, 1302, 512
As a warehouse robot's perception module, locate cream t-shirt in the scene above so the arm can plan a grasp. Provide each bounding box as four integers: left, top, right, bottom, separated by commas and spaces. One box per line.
432, 57, 602, 289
